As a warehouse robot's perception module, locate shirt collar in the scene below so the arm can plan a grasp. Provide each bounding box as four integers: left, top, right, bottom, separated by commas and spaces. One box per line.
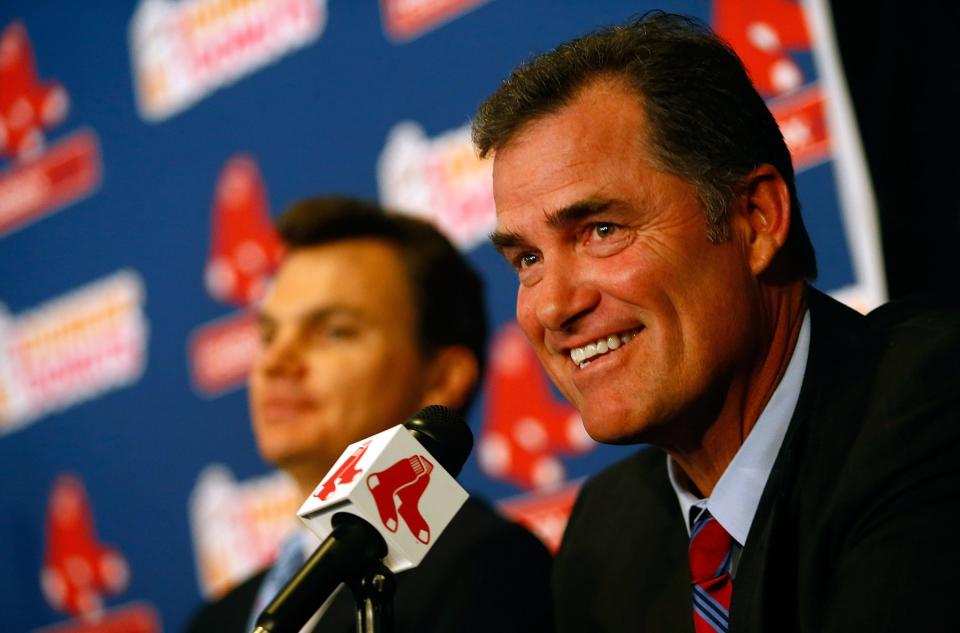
667, 310, 811, 545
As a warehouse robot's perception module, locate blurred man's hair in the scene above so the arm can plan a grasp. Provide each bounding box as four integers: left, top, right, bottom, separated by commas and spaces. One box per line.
276, 196, 488, 412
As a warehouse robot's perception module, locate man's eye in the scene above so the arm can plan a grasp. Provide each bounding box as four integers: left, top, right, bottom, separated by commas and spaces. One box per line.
516, 252, 540, 269
318, 324, 357, 340
257, 326, 275, 345
591, 222, 618, 239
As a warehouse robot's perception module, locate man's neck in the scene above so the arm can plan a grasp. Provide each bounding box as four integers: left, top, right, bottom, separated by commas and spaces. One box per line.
667, 282, 807, 497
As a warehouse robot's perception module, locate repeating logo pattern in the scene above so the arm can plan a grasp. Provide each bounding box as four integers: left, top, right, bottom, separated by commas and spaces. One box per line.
187, 154, 281, 397
189, 465, 301, 598
0, 21, 101, 237
37, 475, 160, 633
479, 323, 595, 489
378, 120, 495, 251
380, 0, 489, 41
0, 271, 148, 435
129, 0, 328, 121
0, 1, 885, 630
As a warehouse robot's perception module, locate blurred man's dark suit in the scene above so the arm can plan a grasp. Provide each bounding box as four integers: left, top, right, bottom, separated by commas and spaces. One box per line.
554, 289, 960, 632
185, 498, 554, 633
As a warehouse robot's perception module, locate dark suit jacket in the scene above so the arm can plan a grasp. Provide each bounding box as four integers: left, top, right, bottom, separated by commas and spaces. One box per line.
184, 497, 555, 633
554, 289, 960, 632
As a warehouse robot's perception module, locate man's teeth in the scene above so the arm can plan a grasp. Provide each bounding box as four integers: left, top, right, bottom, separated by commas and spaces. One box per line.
569, 330, 639, 366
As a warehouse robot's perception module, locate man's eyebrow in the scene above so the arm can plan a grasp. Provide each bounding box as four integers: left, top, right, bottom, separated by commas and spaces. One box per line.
255, 306, 364, 327
545, 198, 615, 229
488, 198, 618, 254
298, 306, 365, 326
489, 229, 526, 253
255, 311, 275, 327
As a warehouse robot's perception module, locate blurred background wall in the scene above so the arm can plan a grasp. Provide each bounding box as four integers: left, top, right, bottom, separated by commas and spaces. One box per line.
0, 1, 953, 632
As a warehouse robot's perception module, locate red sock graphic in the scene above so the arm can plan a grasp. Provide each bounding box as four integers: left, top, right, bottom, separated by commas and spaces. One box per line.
712, 0, 811, 97
315, 442, 369, 500
395, 470, 432, 544
0, 21, 69, 162
366, 455, 432, 533
204, 155, 284, 307
40, 474, 130, 618
480, 323, 594, 489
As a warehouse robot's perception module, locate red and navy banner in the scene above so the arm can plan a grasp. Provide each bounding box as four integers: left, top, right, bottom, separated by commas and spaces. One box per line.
0, 2, 883, 632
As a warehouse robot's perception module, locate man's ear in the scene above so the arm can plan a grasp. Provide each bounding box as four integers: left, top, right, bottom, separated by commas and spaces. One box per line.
731, 164, 792, 277
418, 346, 480, 412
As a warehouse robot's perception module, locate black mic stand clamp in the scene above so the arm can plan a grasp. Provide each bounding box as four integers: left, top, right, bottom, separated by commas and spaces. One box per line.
348, 562, 396, 633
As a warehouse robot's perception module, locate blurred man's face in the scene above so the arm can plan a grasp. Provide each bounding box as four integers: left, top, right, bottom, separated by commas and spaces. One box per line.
249, 239, 436, 483
491, 79, 761, 445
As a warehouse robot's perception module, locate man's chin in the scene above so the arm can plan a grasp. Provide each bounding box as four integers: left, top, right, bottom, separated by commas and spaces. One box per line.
579, 416, 634, 446
268, 454, 337, 491
264, 449, 329, 474
578, 406, 662, 446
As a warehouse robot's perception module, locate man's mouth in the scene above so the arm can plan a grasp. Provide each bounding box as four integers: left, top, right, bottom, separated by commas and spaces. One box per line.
261, 396, 314, 417
568, 328, 642, 368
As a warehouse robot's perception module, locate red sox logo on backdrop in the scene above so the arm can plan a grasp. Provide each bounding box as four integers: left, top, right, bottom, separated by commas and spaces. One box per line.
0, 20, 101, 237
713, 0, 829, 169
380, 0, 489, 42
37, 475, 160, 633
187, 154, 284, 397
480, 324, 595, 490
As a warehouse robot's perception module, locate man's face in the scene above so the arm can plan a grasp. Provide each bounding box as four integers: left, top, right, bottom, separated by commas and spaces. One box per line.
491, 79, 761, 445
249, 239, 436, 480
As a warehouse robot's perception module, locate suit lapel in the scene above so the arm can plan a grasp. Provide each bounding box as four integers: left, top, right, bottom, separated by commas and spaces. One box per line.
729, 289, 864, 633
635, 451, 697, 633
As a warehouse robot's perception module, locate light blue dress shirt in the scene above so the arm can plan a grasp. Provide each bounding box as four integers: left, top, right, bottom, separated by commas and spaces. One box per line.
668, 310, 811, 564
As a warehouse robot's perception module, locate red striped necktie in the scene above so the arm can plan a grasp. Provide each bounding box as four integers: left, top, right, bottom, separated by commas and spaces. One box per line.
689, 511, 734, 633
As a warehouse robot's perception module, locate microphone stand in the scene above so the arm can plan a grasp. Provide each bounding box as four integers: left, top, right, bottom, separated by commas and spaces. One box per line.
349, 562, 395, 633
252, 514, 395, 633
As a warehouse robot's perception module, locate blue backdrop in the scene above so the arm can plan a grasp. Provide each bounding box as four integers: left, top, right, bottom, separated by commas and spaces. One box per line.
0, 2, 883, 632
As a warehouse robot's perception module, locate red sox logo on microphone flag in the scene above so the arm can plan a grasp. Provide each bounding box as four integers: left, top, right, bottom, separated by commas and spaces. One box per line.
366, 455, 434, 544
315, 441, 371, 501
299, 425, 468, 572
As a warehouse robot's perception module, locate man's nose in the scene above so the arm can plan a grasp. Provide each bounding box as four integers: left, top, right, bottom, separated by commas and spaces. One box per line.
257, 332, 305, 378
533, 263, 599, 332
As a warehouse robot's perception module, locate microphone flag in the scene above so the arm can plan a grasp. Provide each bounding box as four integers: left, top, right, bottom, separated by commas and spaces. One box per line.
297, 424, 469, 572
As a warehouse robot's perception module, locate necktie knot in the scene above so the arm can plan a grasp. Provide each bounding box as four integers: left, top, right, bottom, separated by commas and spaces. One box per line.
248, 532, 305, 633
688, 511, 734, 633
689, 513, 734, 584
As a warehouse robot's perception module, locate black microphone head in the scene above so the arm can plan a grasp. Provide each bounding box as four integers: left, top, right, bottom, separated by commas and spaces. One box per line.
403, 405, 473, 477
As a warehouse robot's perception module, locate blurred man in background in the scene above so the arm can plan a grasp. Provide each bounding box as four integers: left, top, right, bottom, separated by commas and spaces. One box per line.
475, 11, 960, 632
184, 197, 553, 633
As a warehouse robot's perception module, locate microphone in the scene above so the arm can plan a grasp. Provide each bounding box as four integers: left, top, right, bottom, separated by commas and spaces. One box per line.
252, 405, 473, 633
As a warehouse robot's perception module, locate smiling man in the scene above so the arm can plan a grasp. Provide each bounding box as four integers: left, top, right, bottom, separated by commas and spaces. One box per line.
473, 11, 960, 633
183, 197, 553, 633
